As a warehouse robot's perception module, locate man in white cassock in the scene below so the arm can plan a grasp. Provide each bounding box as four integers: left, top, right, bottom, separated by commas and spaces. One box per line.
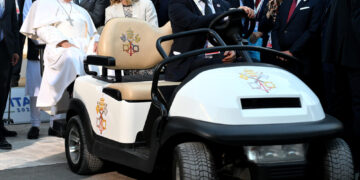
20, 0, 99, 131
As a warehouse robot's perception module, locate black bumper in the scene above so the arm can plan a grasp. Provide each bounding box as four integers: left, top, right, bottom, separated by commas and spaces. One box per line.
161, 115, 343, 145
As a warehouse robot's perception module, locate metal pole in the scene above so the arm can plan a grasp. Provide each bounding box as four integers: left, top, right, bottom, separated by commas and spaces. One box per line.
3, 66, 14, 125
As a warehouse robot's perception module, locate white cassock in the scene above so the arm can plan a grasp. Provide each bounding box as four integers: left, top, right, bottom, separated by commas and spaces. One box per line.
20, 0, 99, 108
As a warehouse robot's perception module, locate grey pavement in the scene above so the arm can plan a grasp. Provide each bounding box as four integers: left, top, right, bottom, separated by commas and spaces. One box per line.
0, 123, 136, 180
0, 123, 65, 170
0, 163, 134, 180
1, 124, 357, 180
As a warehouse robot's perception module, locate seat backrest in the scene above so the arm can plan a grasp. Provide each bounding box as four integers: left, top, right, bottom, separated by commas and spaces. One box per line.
98, 18, 173, 70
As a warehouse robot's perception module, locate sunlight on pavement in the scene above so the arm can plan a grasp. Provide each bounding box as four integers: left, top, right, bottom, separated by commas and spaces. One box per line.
0, 124, 66, 170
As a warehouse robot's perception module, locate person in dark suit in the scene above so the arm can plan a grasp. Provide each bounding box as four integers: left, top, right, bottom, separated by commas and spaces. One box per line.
257, 0, 282, 48
74, 0, 110, 28
271, 0, 323, 94
225, 0, 268, 34
165, 0, 254, 81
225, 0, 269, 61
153, 0, 169, 26
0, 0, 20, 150
10, 0, 24, 87
322, 0, 360, 166
226, 0, 253, 9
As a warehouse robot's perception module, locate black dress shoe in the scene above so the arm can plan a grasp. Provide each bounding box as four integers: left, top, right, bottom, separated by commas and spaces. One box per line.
0, 138, 12, 150
27, 127, 40, 139
48, 127, 58, 136
1, 126, 17, 137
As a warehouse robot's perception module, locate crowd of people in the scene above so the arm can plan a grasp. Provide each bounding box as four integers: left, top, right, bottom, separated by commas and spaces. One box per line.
0, 0, 359, 173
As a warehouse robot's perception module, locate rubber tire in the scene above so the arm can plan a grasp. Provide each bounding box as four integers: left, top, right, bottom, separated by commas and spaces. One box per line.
172, 142, 217, 180
65, 115, 104, 175
323, 138, 354, 180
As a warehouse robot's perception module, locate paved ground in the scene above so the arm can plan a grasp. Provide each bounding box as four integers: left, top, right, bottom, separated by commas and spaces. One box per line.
0, 123, 136, 180
1, 123, 358, 180
0, 164, 134, 180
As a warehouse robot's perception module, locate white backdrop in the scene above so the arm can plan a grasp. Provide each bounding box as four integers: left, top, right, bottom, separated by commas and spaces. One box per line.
2, 87, 50, 124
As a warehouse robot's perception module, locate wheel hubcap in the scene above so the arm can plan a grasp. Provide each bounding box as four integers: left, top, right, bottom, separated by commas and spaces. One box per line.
68, 126, 81, 164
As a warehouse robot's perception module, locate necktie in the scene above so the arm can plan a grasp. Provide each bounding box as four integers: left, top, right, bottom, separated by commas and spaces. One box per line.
255, 0, 261, 8
287, 0, 297, 23
200, 0, 213, 15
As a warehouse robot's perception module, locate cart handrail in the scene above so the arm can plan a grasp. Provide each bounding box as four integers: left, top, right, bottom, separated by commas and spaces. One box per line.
156, 28, 227, 59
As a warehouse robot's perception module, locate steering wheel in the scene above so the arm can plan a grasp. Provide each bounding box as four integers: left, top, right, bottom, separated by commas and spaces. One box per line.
209, 9, 256, 45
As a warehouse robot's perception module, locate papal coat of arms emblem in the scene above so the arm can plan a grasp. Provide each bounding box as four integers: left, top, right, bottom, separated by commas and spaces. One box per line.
121, 28, 141, 56
96, 98, 108, 134
239, 69, 276, 93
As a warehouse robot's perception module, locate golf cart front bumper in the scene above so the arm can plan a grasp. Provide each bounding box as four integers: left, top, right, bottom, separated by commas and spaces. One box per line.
162, 114, 342, 145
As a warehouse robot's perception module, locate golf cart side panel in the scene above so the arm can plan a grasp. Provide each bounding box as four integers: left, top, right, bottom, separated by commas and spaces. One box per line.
169, 65, 325, 125
160, 115, 342, 146
73, 76, 151, 144
67, 98, 160, 173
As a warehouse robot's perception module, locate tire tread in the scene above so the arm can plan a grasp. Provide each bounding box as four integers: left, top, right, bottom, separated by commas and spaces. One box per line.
174, 142, 216, 180
66, 116, 103, 175
323, 138, 354, 180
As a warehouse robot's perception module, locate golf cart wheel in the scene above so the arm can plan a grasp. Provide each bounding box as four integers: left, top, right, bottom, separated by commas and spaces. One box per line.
323, 138, 354, 180
65, 115, 103, 174
172, 142, 216, 180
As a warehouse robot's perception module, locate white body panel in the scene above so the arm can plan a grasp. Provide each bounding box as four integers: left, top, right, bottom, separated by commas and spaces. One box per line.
169, 66, 325, 125
73, 65, 325, 143
73, 76, 151, 143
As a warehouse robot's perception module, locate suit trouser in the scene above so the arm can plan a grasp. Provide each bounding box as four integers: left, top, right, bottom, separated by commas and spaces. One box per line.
0, 40, 13, 139
327, 67, 360, 135
327, 66, 360, 164
347, 70, 360, 139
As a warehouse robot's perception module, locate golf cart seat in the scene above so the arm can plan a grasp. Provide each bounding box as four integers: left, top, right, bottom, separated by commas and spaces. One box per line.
106, 81, 180, 101
94, 18, 179, 101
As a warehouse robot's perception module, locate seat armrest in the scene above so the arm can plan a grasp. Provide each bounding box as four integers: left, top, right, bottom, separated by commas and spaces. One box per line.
85, 55, 116, 66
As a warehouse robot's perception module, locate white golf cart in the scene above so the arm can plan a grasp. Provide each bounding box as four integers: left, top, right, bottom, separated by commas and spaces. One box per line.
62, 10, 354, 180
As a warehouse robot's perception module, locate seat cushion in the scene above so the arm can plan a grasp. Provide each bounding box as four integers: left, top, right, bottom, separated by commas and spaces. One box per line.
105, 81, 180, 101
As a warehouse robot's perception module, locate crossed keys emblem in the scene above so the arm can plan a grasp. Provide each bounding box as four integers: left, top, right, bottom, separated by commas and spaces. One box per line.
120, 28, 141, 56
96, 98, 108, 134
239, 69, 276, 93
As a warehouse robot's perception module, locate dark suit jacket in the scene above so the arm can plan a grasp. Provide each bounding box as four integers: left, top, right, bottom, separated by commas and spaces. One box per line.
165, 0, 230, 81
0, 0, 19, 56
17, 0, 24, 27
271, 0, 322, 61
227, 0, 269, 46
257, 1, 275, 47
323, 0, 360, 68
226, 0, 253, 9
226, 0, 269, 19
76, 0, 110, 27
154, 0, 170, 26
